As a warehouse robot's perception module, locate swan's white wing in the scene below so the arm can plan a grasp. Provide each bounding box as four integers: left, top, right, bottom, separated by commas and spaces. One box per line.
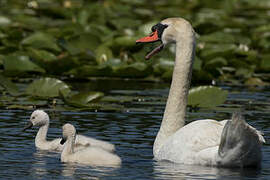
76, 135, 115, 152
156, 120, 226, 165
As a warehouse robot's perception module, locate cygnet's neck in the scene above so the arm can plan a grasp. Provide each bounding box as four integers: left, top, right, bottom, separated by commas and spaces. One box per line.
62, 135, 75, 157
35, 123, 49, 144
154, 33, 196, 155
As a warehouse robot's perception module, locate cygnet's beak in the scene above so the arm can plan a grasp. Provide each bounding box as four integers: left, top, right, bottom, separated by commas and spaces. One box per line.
22, 122, 33, 132
60, 137, 67, 145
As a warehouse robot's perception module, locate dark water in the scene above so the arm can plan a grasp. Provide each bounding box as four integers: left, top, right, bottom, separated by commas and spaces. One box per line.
0, 80, 269, 179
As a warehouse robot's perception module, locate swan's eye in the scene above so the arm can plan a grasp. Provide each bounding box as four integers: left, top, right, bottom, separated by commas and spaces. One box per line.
32, 116, 36, 119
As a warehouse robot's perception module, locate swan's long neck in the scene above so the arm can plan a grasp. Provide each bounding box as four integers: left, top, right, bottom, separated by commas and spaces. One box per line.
35, 123, 49, 144
154, 33, 195, 155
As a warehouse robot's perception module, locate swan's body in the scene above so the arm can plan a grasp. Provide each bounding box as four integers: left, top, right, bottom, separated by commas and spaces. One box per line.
136, 17, 265, 167
23, 110, 115, 152
60, 123, 121, 167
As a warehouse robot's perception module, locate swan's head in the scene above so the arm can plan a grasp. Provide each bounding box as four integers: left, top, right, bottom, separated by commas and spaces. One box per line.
22, 110, 49, 131
136, 17, 195, 59
60, 123, 76, 145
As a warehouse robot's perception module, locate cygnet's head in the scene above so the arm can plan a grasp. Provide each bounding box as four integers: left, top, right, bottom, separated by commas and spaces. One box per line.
60, 123, 76, 145
22, 110, 50, 131
136, 17, 195, 59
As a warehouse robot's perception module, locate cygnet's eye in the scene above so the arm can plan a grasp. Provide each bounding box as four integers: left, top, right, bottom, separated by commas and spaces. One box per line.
32, 116, 36, 120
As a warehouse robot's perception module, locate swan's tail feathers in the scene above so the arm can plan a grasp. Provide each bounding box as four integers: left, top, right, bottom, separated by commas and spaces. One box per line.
217, 112, 265, 167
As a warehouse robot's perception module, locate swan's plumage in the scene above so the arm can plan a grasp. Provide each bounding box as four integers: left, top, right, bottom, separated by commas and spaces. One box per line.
23, 110, 115, 152
60, 123, 121, 166
137, 17, 265, 167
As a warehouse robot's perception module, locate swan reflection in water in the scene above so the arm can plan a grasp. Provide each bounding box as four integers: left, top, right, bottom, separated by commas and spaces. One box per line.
31, 151, 59, 177
153, 160, 261, 179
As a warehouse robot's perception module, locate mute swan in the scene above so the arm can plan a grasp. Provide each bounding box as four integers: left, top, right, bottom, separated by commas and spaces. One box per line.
23, 110, 115, 152
60, 123, 121, 166
136, 17, 265, 167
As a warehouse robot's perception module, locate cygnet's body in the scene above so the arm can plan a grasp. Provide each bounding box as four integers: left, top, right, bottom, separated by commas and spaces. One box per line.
23, 110, 115, 152
60, 123, 121, 166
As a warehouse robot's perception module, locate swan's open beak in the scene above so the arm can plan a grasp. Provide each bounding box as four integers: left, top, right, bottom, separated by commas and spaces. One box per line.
22, 122, 33, 131
136, 30, 164, 60
60, 137, 67, 145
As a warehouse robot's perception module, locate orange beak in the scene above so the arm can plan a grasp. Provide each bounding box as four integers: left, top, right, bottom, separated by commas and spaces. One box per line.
136, 30, 159, 43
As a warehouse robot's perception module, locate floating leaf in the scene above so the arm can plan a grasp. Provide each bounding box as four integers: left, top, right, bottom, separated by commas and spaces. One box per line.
63, 33, 101, 55
3, 54, 45, 76
0, 74, 20, 96
114, 36, 138, 48
200, 44, 237, 59
188, 86, 228, 108
21, 32, 61, 52
66, 65, 112, 78
153, 58, 174, 75
27, 48, 57, 63
26, 77, 71, 98
63, 91, 104, 108
113, 62, 149, 78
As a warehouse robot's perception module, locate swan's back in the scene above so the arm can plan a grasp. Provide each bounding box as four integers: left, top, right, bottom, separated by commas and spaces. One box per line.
76, 135, 115, 152
155, 120, 225, 164
62, 146, 121, 166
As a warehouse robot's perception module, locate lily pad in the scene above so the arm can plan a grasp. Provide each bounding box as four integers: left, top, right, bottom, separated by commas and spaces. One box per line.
62, 91, 104, 108
188, 86, 228, 108
0, 74, 20, 96
26, 77, 71, 98
112, 62, 149, 78
3, 54, 45, 76
21, 32, 61, 52
63, 33, 101, 55
27, 48, 57, 63
66, 65, 112, 78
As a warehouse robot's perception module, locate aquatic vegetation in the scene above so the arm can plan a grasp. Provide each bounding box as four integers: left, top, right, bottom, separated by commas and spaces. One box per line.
0, 0, 269, 83
0, 0, 269, 110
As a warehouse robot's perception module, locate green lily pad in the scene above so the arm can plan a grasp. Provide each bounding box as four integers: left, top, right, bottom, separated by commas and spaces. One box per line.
3, 54, 45, 76
63, 33, 101, 55
200, 31, 235, 44
200, 44, 237, 59
153, 58, 174, 75
26, 77, 71, 98
188, 86, 228, 108
21, 32, 61, 52
114, 36, 138, 48
66, 65, 112, 78
27, 48, 57, 63
112, 62, 149, 78
0, 74, 20, 96
63, 91, 104, 108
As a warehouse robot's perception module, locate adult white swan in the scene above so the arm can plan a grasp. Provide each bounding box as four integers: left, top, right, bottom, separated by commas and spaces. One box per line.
23, 110, 115, 152
136, 17, 265, 167
60, 123, 121, 166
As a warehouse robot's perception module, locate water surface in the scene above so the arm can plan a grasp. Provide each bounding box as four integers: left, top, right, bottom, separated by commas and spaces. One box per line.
0, 80, 269, 179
